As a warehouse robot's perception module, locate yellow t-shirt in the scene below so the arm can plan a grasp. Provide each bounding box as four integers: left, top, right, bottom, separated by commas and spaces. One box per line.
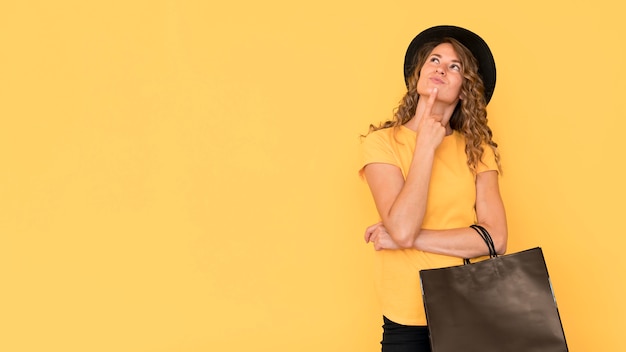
360, 125, 498, 325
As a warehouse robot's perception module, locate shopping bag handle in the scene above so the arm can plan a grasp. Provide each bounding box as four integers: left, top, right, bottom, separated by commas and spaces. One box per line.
464, 224, 498, 264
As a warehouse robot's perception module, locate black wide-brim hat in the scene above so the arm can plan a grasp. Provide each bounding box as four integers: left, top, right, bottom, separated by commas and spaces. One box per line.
403, 25, 496, 104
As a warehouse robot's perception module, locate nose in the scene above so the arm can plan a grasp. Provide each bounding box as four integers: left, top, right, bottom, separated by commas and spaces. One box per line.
435, 66, 445, 75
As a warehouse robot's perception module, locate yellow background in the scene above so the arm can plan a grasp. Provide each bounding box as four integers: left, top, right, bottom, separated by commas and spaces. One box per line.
1, 1, 624, 351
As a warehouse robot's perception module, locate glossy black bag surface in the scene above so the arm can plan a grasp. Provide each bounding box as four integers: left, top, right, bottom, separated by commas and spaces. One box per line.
420, 246, 568, 352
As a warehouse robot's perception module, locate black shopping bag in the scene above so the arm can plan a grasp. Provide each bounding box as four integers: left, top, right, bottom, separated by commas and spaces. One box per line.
419, 225, 568, 352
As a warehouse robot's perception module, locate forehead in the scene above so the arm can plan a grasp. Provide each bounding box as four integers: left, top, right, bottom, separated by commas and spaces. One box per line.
429, 43, 460, 59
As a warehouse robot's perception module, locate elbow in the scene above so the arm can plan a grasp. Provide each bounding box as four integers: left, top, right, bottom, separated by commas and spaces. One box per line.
493, 230, 508, 255
396, 238, 415, 249
478, 223, 507, 255
495, 239, 507, 255
390, 228, 418, 249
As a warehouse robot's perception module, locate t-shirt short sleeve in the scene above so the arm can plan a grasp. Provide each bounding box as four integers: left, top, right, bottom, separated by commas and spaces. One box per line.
476, 144, 499, 174
359, 130, 399, 176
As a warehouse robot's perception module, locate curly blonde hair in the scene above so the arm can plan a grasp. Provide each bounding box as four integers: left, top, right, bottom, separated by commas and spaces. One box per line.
365, 38, 501, 174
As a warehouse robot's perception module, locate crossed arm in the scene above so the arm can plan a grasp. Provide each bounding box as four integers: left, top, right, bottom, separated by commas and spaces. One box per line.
363, 164, 507, 258
362, 88, 507, 258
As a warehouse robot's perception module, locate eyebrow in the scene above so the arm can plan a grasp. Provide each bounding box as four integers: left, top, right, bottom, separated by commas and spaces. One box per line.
430, 53, 462, 64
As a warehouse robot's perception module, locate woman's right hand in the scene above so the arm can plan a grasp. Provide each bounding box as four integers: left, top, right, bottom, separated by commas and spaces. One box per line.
416, 88, 446, 151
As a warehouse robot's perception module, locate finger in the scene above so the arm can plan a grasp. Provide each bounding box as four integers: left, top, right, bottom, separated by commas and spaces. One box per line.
364, 222, 382, 243
369, 232, 378, 247
364, 226, 373, 243
374, 237, 384, 251
430, 114, 443, 123
423, 87, 438, 120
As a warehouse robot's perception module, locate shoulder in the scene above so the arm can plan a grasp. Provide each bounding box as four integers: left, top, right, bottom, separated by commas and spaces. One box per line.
477, 142, 498, 173
359, 127, 403, 172
363, 126, 395, 141
361, 127, 395, 150
454, 131, 499, 173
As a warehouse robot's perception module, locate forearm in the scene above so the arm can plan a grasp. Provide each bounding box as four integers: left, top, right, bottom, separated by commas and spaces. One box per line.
413, 223, 507, 258
382, 149, 435, 248
413, 171, 509, 258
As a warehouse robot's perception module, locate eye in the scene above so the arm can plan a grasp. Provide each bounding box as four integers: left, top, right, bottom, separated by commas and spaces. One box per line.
429, 56, 440, 64
450, 63, 461, 71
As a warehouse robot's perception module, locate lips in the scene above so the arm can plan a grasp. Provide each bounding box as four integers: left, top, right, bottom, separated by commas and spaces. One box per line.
429, 76, 446, 84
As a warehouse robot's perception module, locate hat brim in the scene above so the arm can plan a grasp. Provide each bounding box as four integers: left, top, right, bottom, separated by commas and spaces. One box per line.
403, 25, 496, 104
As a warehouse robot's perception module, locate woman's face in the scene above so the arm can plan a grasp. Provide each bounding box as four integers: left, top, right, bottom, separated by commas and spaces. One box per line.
416, 43, 464, 105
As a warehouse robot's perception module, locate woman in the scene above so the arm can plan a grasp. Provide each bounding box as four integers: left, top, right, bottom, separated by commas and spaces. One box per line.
359, 25, 508, 352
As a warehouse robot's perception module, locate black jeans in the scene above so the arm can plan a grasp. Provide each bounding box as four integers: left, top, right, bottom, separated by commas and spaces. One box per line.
381, 316, 431, 352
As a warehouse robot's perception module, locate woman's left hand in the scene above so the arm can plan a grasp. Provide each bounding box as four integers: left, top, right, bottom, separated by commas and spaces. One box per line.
364, 222, 401, 250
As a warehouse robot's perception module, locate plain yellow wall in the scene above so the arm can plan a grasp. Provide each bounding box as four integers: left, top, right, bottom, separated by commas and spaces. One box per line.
1, 0, 625, 351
